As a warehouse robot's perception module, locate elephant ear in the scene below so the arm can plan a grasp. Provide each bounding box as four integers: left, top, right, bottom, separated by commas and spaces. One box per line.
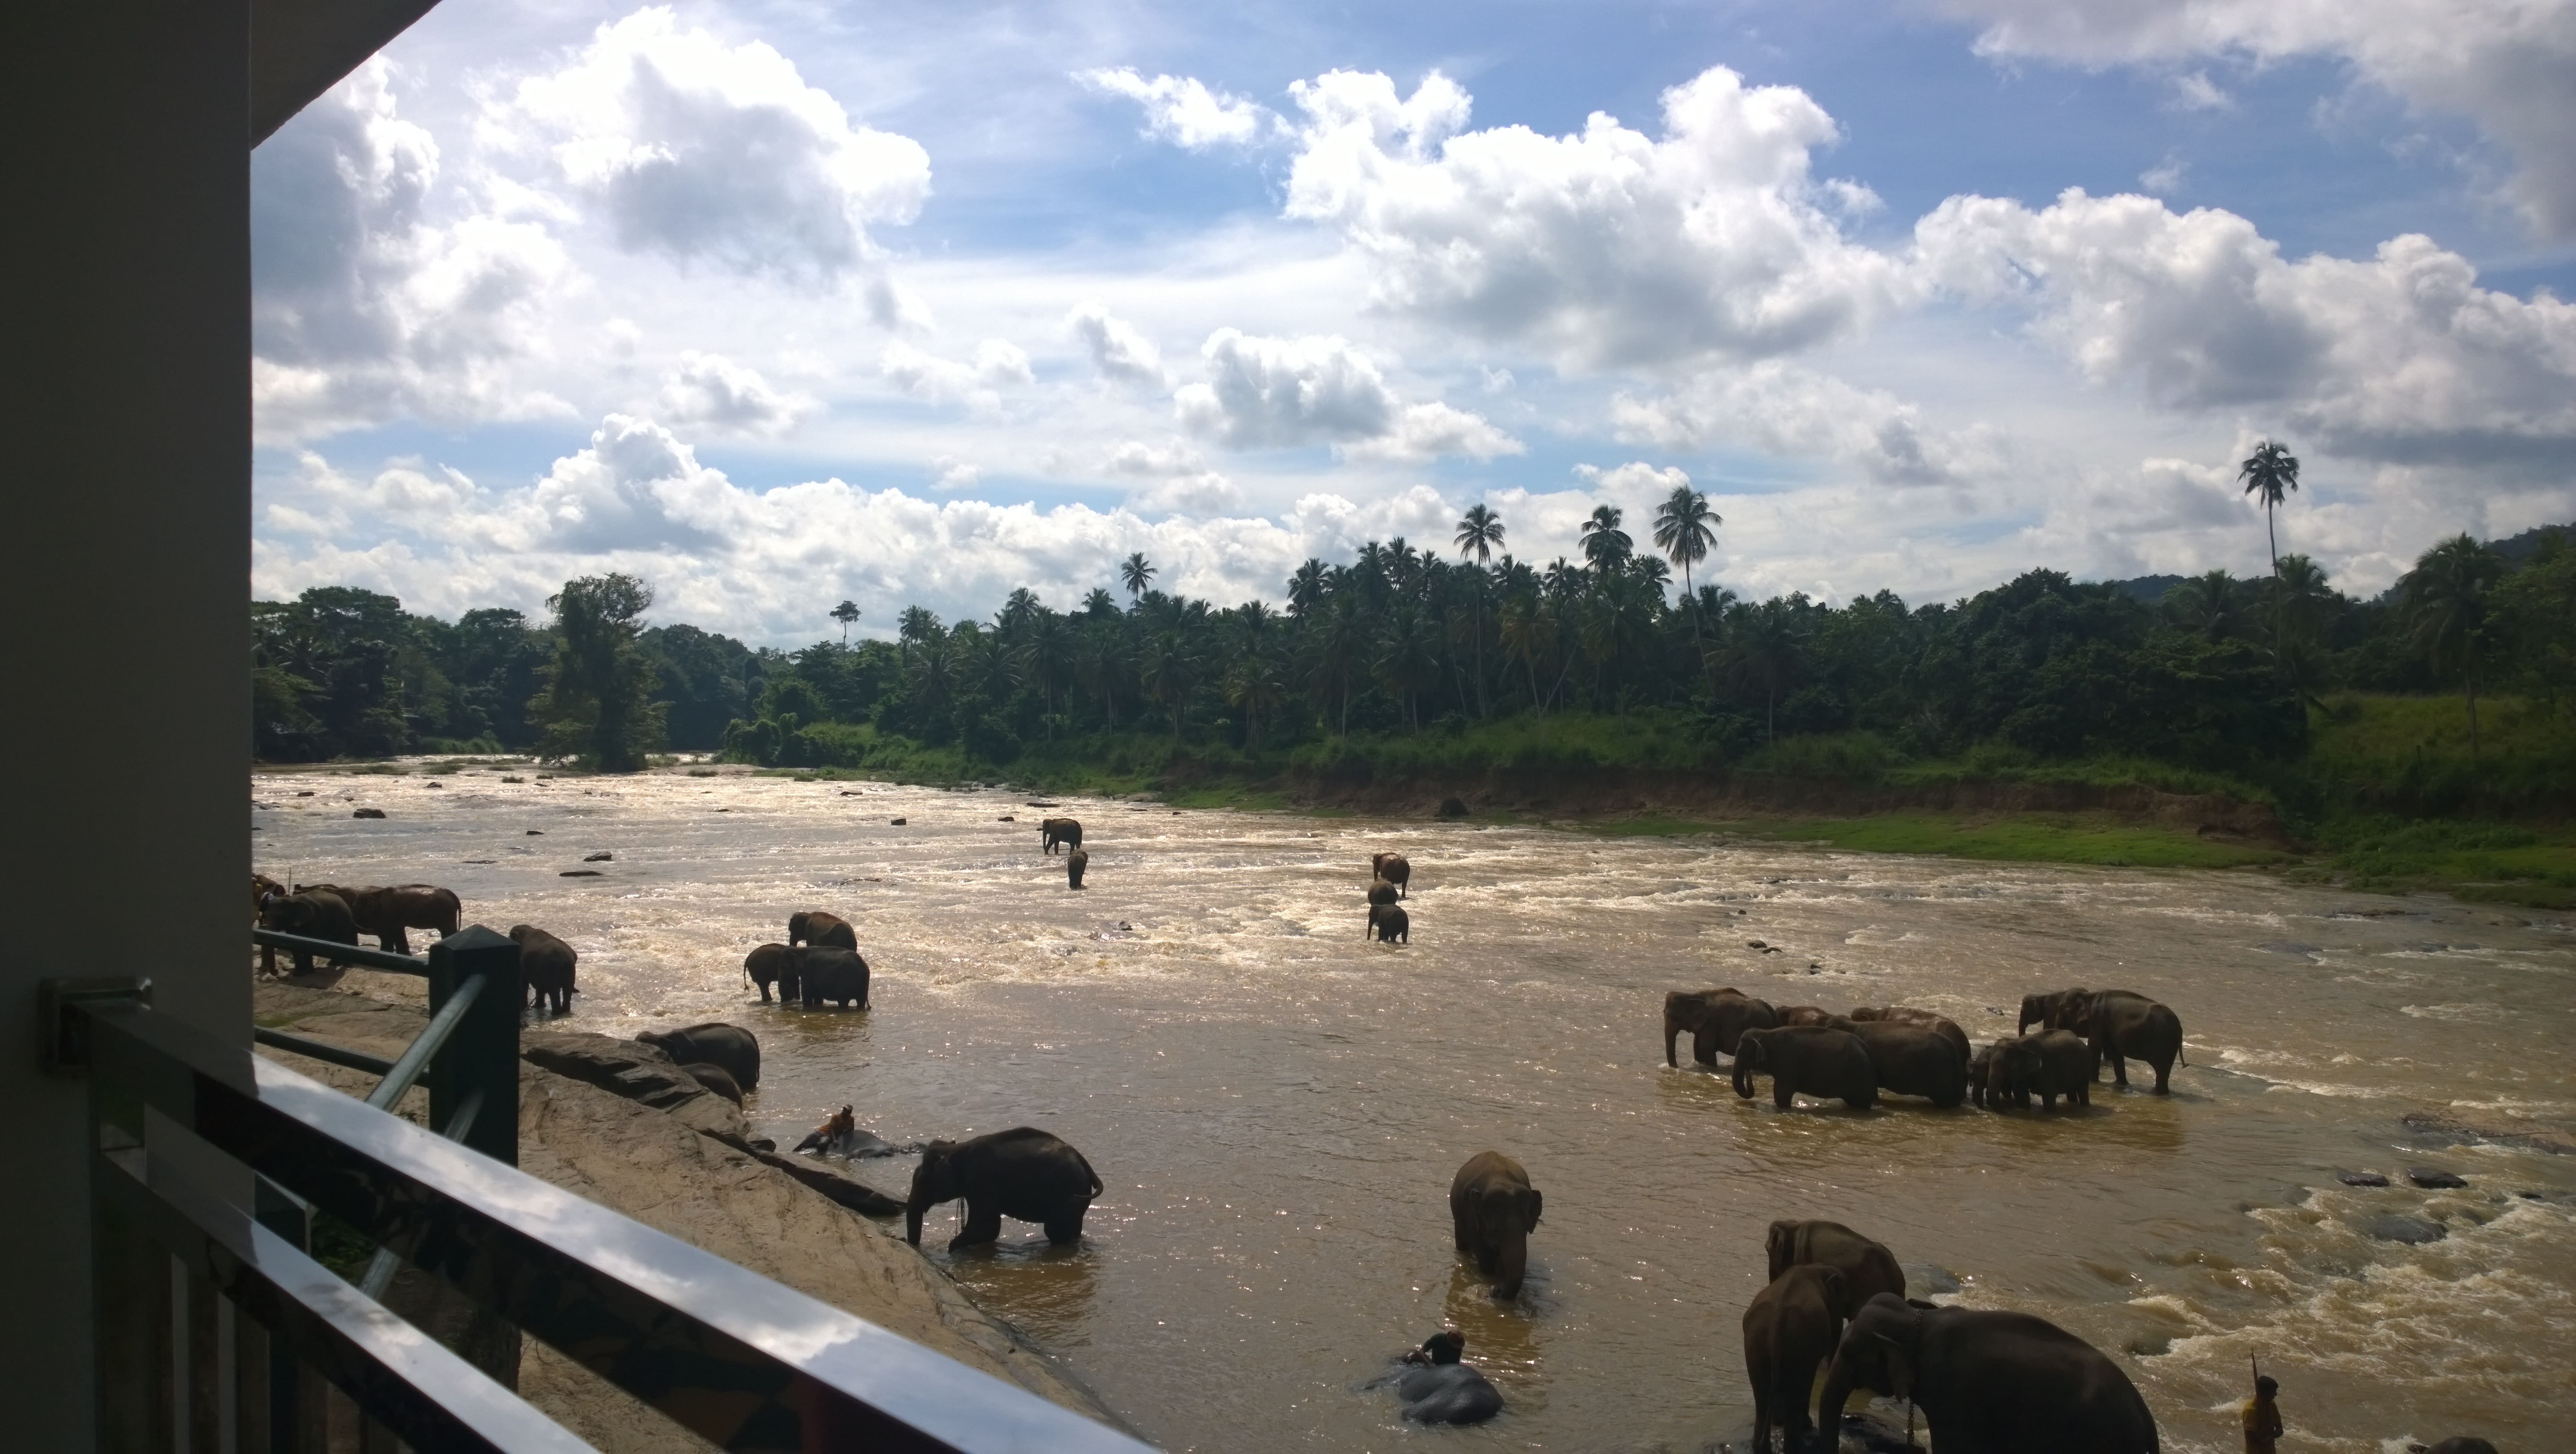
1522, 1188, 1542, 1231
1873, 1332, 1912, 1399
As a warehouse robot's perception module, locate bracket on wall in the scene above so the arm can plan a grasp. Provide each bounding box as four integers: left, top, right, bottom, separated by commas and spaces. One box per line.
37, 976, 152, 1076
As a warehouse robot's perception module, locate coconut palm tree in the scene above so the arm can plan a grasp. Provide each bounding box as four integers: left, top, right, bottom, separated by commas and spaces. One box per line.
1139, 630, 1198, 743
1375, 604, 1444, 731
1120, 552, 1156, 599
1579, 505, 1632, 576
1302, 599, 1369, 735
1724, 598, 1806, 744
2401, 533, 2506, 754
1650, 485, 1718, 593
1454, 504, 1507, 718
896, 605, 940, 666
829, 599, 861, 644
1498, 594, 1557, 716
2238, 440, 2300, 577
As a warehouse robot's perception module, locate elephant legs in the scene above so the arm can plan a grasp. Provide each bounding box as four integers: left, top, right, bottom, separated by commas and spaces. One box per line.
2105, 1049, 2131, 1089
1043, 1208, 1087, 1245
1692, 1026, 1720, 1066
949, 1200, 1006, 1250
1773, 1080, 1795, 1110
2148, 1054, 2172, 1094
383, 926, 411, 956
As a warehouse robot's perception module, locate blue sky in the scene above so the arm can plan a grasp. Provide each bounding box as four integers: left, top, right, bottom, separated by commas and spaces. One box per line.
250, 0, 2576, 645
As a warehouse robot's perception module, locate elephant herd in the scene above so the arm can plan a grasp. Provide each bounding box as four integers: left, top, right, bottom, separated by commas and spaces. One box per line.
1665, 984, 2187, 1115
254, 872, 581, 1013
1365, 852, 1412, 942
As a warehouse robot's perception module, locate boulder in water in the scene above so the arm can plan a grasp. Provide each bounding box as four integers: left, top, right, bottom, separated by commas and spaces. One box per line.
2407, 1167, 2467, 1189
2338, 1170, 2391, 1187
2354, 1212, 2447, 1245
352, 807, 386, 819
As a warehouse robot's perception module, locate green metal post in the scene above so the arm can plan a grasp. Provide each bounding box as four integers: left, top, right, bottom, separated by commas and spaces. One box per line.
425, 927, 519, 1170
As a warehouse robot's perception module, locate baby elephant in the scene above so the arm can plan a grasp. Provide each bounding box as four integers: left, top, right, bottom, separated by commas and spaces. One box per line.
1745, 1264, 1846, 1453
1450, 1151, 1541, 1299
743, 942, 800, 1004
1370, 852, 1411, 897
905, 1127, 1102, 1250
1067, 847, 1089, 889
508, 924, 578, 1014
1369, 903, 1410, 943
676, 1062, 744, 1105
1040, 817, 1083, 854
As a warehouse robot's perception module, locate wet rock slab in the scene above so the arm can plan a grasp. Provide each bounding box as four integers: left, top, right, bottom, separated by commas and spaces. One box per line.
2353, 1211, 2448, 1245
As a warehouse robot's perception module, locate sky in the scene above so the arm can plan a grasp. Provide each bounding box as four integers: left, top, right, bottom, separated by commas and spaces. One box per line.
249, 0, 2576, 647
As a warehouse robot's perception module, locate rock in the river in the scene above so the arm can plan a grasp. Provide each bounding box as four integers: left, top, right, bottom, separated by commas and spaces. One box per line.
559, 869, 602, 877
522, 1030, 723, 1120
2408, 1167, 2468, 1189
890, 817, 907, 825
2338, 1170, 2391, 1187
583, 850, 613, 862
352, 807, 386, 819
2354, 1212, 2448, 1245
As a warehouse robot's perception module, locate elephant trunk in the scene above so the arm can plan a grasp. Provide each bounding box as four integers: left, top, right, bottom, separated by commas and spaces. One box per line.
1815, 1357, 1859, 1446
905, 1201, 927, 1246
1732, 1052, 1756, 1100
1493, 1237, 1527, 1300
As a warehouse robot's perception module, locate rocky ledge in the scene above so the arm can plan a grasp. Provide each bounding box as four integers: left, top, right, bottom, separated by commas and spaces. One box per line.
251, 980, 1120, 1449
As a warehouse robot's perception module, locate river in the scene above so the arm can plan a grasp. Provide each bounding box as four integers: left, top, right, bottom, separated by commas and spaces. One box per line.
253, 766, 2576, 1453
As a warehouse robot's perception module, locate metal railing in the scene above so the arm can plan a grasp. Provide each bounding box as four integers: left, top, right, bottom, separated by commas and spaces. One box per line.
42, 925, 1151, 1452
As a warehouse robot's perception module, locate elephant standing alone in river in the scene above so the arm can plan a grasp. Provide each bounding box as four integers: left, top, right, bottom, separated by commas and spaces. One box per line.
1450, 1151, 1541, 1300
1819, 1294, 2160, 1453
1040, 818, 1083, 854
905, 1127, 1101, 1249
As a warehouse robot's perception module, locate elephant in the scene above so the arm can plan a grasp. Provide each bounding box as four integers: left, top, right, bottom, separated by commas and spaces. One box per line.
2018, 987, 2093, 1035
1766, 1219, 1907, 1318
1374, 1331, 1504, 1425
1992, 1028, 2097, 1110
1744, 1264, 1847, 1454
636, 1023, 760, 1090
904, 1126, 1102, 1249
1733, 1026, 1878, 1111
677, 1062, 743, 1105
1449, 1150, 1541, 1300
253, 873, 285, 972
2413, 1440, 2500, 1454
1366, 877, 1401, 907
2065, 990, 2185, 1094
1773, 1004, 1837, 1027
1371, 852, 1411, 897
1066, 847, 1089, 889
743, 942, 800, 1004
300, 883, 458, 956
787, 910, 857, 951
1968, 1041, 2008, 1110
796, 947, 870, 1009
259, 890, 358, 974
1818, 1293, 2161, 1454
1841, 1019, 1969, 1108
1848, 1004, 1971, 1061
1040, 817, 1083, 854
1369, 903, 1409, 943
1664, 988, 1779, 1067
507, 924, 578, 1013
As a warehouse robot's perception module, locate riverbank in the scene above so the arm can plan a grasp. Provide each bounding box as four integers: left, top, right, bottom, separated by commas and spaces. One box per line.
250, 975, 1122, 1444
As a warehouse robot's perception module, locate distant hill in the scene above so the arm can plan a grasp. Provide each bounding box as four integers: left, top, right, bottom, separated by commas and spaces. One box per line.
2096, 522, 2570, 607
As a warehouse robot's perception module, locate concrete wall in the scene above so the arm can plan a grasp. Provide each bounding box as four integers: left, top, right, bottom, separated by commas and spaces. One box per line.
0, 0, 252, 1441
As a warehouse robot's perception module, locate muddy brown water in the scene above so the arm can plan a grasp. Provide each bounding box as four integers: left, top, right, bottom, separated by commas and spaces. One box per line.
254, 768, 2576, 1453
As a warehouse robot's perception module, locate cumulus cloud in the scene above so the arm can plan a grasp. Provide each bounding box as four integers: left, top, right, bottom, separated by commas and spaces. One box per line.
493, 7, 931, 281
1171, 328, 1519, 457
655, 351, 815, 436
1067, 302, 1170, 385
253, 61, 571, 441
929, 455, 981, 491
878, 339, 1035, 405
1915, 188, 2576, 471
1078, 68, 1271, 148
1939, 0, 2576, 238
1278, 65, 1906, 371
1613, 363, 2014, 487
1573, 461, 1694, 495
1095, 438, 1241, 514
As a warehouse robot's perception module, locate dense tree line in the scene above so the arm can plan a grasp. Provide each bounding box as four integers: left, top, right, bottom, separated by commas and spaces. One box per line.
253, 484, 2573, 781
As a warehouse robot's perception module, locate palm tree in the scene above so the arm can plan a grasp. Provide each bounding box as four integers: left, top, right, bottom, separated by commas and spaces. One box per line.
1498, 594, 1556, 716
2238, 440, 2300, 577
1139, 630, 1197, 743
829, 599, 861, 645
2270, 554, 2335, 706
1028, 611, 1078, 738
1454, 503, 1506, 718
896, 605, 940, 666
1651, 483, 1720, 687
1286, 559, 1329, 617
2166, 570, 2239, 642
1224, 652, 1286, 753
1077, 620, 1131, 730
1375, 604, 1444, 731
1302, 599, 1368, 735
2401, 533, 2506, 754
1120, 552, 1156, 599
1579, 568, 1659, 715
1725, 598, 1806, 743
1579, 505, 1632, 576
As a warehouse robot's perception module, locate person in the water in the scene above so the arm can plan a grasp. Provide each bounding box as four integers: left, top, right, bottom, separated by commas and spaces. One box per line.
2241, 1374, 2282, 1454
1371, 1330, 1504, 1425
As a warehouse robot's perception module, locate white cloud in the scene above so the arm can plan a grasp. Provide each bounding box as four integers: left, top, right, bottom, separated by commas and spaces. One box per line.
1095, 439, 1240, 515
878, 338, 1034, 405
2168, 70, 2233, 111
1915, 188, 2576, 472
1613, 363, 2014, 487
1171, 328, 1519, 457
1278, 65, 1907, 371
1939, 0, 2576, 237
1573, 461, 1693, 495
252, 61, 572, 441
1078, 68, 1272, 148
492, 7, 932, 281
2139, 155, 2189, 194
1101, 439, 1214, 477
655, 351, 816, 436
930, 455, 981, 491
1066, 302, 1171, 385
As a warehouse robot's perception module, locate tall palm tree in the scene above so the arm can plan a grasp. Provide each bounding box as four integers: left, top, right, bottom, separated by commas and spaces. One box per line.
1028, 611, 1078, 738
1302, 599, 1368, 735
1139, 630, 1197, 743
1286, 559, 1329, 618
896, 605, 940, 666
2238, 440, 2300, 578
1375, 604, 1444, 731
1579, 505, 1632, 576
1579, 568, 1659, 715
1725, 598, 1806, 743
1454, 503, 1507, 719
2401, 533, 2506, 754
1120, 552, 1156, 599
1077, 620, 1130, 730
829, 599, 861, 645
1223, 652, 1286, 754
1651, 483, 1720, 689
1498, 594, 1556, 716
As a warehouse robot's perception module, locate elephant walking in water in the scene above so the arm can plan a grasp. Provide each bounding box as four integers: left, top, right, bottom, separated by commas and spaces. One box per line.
1744, 1264, 1845, 1453
1449, 1151, 1541, 1300
1040, 817, 1083, 854
1819, 1294, 2160, 1453
1733, 1027, 1877, 1111
905, 1127, 1101, 1250
508, 924, 578, 1013
1369, 903, 1409, 943
2023, 987, 2185, 1094
1664, 988, 1778, 1067
1370, 852, 1410, 896
743, 942, 800, 1004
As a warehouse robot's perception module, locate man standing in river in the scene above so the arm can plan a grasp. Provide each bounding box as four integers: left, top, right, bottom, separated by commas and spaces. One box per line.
2242, 1373, 2283, 1453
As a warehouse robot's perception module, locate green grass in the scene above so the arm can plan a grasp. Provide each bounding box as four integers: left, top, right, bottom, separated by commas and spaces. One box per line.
2291, 815, 2576, 909
2305, 692, 2576, 816
1288, 709, 1722, 774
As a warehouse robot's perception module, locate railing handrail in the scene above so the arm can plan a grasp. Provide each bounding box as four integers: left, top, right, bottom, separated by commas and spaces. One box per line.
255, 926, 433, 975
84, 998, 1150, 1453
